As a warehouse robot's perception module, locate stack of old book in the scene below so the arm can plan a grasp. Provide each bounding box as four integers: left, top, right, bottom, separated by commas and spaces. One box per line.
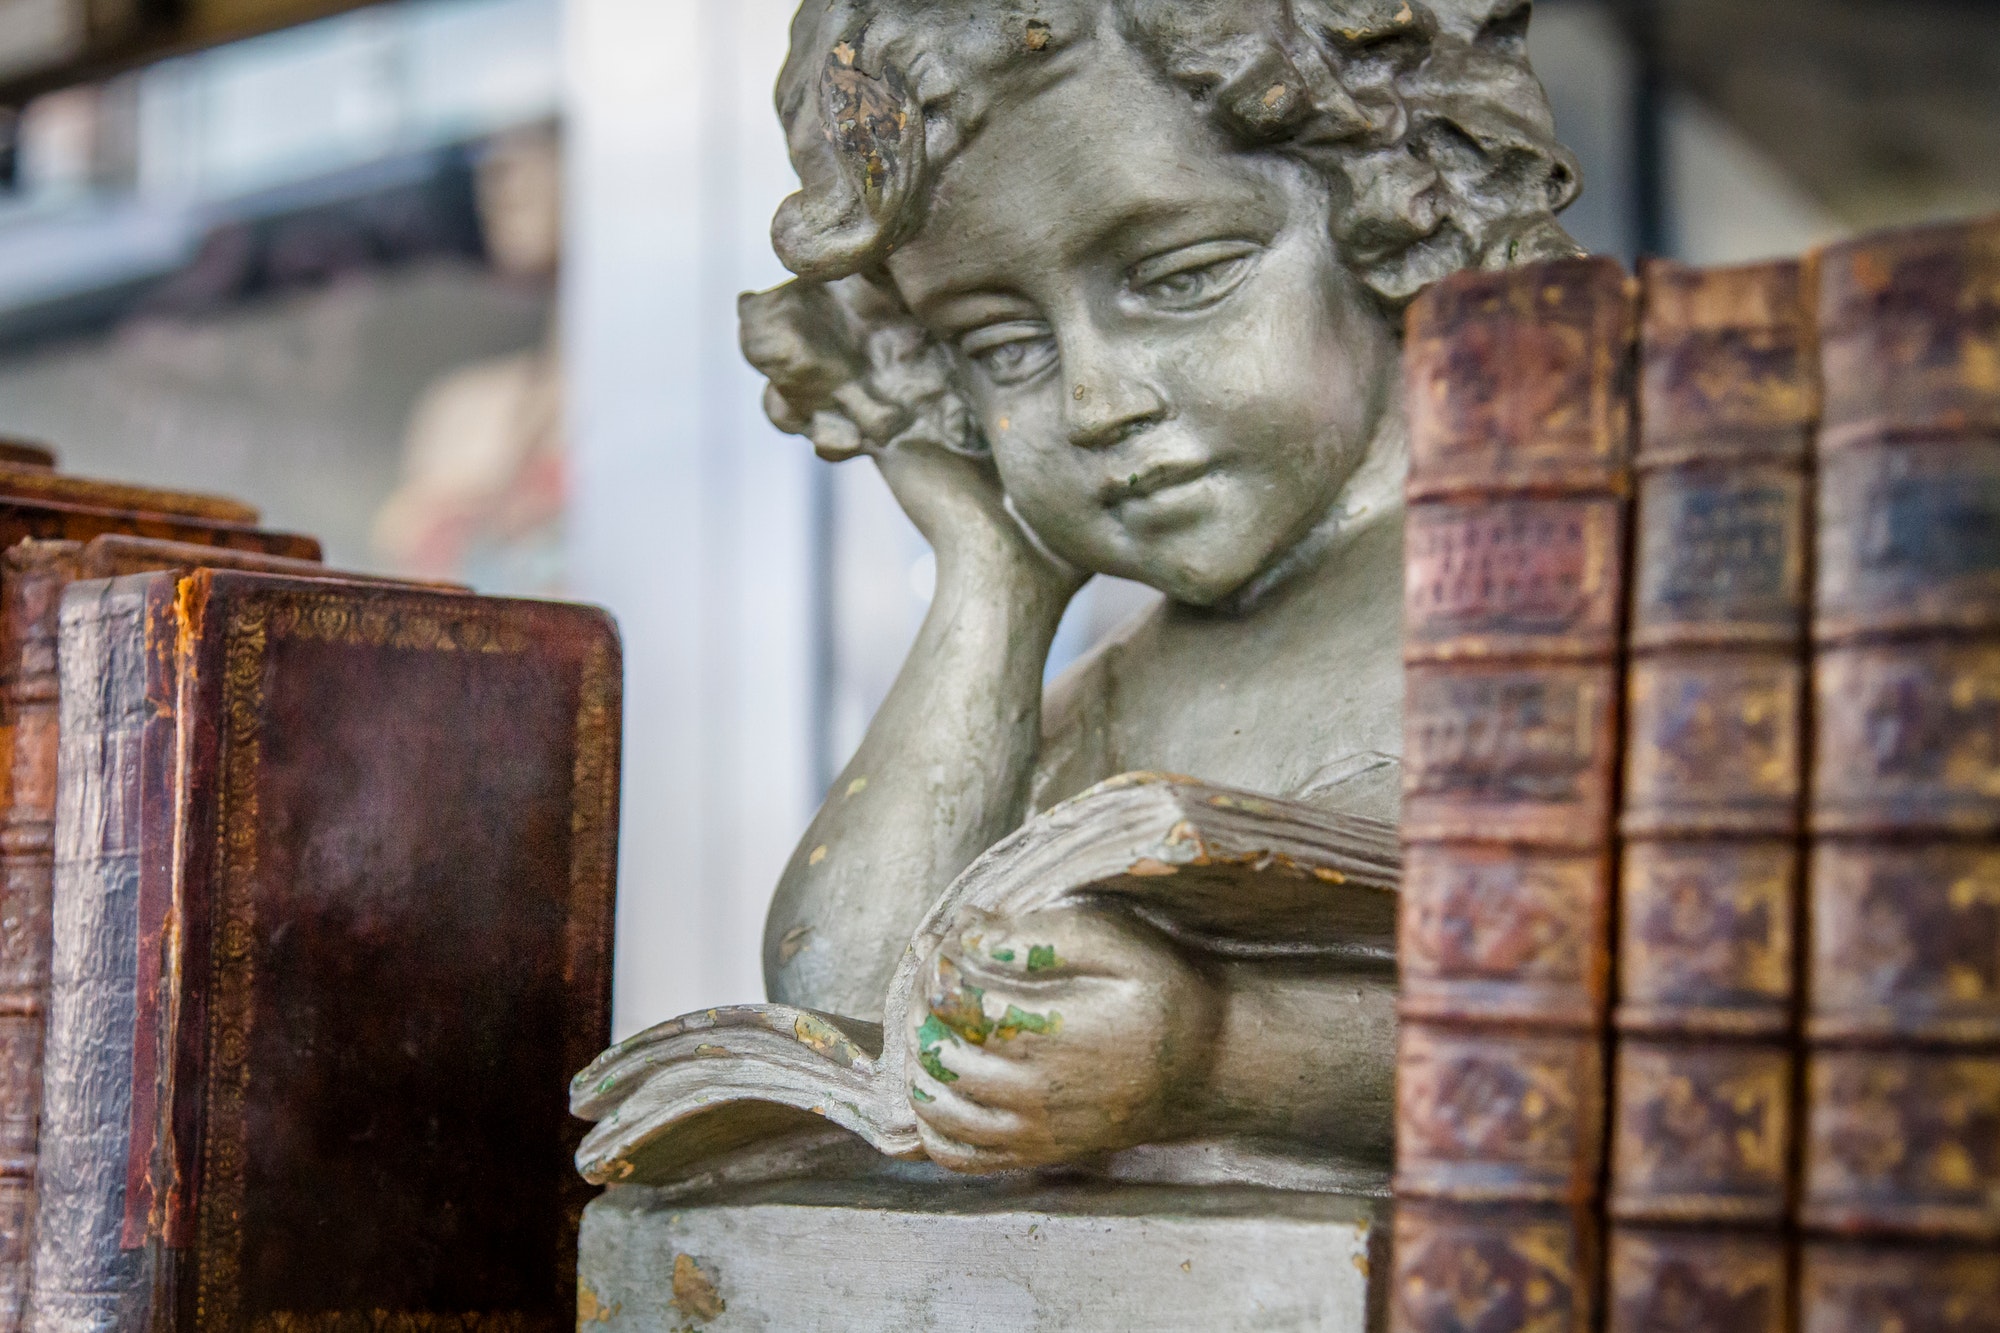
1391, 214, 2000, 1333
0, 450, 619, 1333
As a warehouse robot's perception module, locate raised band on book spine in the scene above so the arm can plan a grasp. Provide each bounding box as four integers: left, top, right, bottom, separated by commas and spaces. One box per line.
1393, 256, 1636, 1333
1801, 215, 2000, 1328
1607, 257, 1816, 1332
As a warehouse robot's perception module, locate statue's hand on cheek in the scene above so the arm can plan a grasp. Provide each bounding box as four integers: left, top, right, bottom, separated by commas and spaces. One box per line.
905, 905, 1218, 1173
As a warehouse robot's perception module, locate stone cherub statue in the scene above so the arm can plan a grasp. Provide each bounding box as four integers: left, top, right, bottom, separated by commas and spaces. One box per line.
576, 0, 1580, 1190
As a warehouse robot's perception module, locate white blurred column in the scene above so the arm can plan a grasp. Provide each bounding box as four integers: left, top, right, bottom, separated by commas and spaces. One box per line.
563, 0, 814, 1037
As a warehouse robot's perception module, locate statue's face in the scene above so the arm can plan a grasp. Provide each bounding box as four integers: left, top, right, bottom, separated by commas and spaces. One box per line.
885, 36, 1398, 605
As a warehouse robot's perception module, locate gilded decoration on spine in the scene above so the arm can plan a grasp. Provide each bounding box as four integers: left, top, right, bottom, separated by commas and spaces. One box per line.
262, 593, 531, 656
565, 634, 618, 1077
1808, 843, 2000, 1044
1617, 840, 1795, 1035
1610, 1229, 1788, 1333
1609, 1042, 1791, 1221
1403, 499, 1624, 662
252, 1313, 547, 1333
1395, 1026, 1604, 1203
1392, 1202, 1594, 1333
1398, 845, 1605, 1026
193, 600, 269, 1330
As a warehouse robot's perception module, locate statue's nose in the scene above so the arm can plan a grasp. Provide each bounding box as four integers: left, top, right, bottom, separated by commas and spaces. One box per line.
1063, 377, 1169, 451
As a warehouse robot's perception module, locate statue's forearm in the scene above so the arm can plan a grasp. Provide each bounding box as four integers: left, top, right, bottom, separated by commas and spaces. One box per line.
1192, 960, 1399, 1165
763, 546, 1072, 1020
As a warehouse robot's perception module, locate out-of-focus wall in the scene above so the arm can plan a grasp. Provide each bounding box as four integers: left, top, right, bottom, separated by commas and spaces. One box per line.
564, 0, 815, 1036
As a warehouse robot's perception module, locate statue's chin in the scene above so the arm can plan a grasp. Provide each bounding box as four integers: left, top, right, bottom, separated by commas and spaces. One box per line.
1052, 517, 1289, 612
1106, 556, 1259, 613
1107, 517, 1338, 615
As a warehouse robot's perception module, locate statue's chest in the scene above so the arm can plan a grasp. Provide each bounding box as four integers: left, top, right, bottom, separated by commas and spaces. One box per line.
1107, 612, 1404, 803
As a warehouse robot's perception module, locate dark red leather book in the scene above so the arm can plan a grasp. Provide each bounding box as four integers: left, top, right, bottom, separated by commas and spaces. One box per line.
1394, 256, 1637, 1333
29, 570, 618, 1332
1801, 214, 2000, 1324
0, 525, 317, 1331
1607, 256, 1816, 1333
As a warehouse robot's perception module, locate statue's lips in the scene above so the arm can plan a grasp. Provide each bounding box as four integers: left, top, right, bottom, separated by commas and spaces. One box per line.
1102, 458, 1215, 508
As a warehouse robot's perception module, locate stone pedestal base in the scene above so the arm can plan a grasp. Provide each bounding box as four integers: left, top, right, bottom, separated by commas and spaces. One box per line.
579, 1177, 1385, 1332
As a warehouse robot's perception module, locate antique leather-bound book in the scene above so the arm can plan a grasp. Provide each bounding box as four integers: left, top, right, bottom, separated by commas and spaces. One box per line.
1800, 216, 2000, 1326
0, 538, 328, 1329
0, 526, 316, 1331
0, 449, 54, 473
1393, 256, 1637, 1333
29, 570, 619, 1333
1606, 257, 1816, 1332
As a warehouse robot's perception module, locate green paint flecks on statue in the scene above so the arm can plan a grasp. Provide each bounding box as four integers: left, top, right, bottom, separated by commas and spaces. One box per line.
993, 1005, 1062, 1041
931, 956, 997, 1044
915, 1013, 960, 1082
1026, 945, 1058, 972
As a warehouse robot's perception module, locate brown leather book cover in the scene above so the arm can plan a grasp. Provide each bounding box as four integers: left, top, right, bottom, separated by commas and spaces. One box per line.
0, 448, 53, 473
0, 524, 317, 1330
0, 472, 256, 527
1607, 257, 1816, 1333
0, 507, 319, 815
1799, 1241, 2000, 1333
1393, 256, 1636, 1333
1801, 215, 2000, 1322
144, 571, 615, 1330
0, 508, 320, 825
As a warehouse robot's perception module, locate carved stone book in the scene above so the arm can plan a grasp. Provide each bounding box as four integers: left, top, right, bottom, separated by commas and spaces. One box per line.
1607, 257, 1815, 1332
1393, 256, 1636, 1333
0, 528, 316, 1331
574, 773, 1399, 1188
1801, 216, 2000, 1325
29, 570, 619, 1333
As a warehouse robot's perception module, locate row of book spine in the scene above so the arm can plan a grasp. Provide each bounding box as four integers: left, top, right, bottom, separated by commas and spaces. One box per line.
1392, 214, 2000, 1331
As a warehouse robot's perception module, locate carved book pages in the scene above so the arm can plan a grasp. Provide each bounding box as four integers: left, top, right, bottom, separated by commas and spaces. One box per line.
29, 570, 619, 1333
0, 530, 319, 1331
574, 773, 1399, 1190
1801, 215, 2000, 1324
1392, 256, 1637, 1333
1606, 257, 1816, 1332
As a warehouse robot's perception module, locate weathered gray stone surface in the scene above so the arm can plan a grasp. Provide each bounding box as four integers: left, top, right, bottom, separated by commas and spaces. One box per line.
580, 1179, 1384, 1332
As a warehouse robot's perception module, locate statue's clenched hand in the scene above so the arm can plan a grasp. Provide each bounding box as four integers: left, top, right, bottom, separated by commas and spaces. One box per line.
904, 904, 1219, 1172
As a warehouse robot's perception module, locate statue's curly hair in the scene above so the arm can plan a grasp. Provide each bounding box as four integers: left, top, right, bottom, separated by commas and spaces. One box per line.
740, 0, 1583, 462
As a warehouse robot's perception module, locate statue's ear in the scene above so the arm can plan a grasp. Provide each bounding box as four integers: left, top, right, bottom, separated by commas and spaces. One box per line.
773, 41, 928, 282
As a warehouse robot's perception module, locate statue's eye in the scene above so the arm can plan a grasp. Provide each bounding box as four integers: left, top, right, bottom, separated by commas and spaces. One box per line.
960, 320, 1059, 387
1130, 241, 1262, 312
